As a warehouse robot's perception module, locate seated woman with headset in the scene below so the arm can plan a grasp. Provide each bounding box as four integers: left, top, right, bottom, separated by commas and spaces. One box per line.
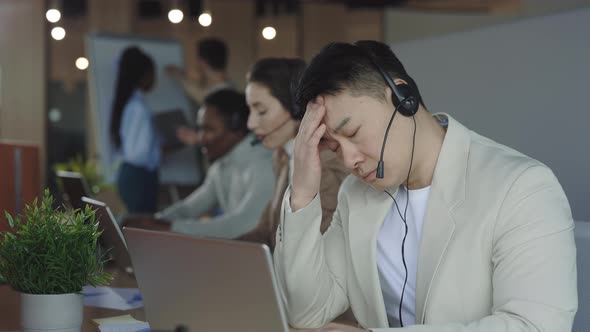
237, 57, 349, 250
124, 89, 274, 239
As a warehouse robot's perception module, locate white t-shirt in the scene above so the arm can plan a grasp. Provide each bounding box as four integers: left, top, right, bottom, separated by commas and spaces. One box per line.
376, 185, 431, 327
284, 139, 295, 181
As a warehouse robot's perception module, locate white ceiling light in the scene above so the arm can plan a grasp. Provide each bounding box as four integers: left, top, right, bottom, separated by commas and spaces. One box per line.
46, 9, 61, 23
75, 57, 89, 70
262, 27, 277, 40
51, 27, 66, 41
168, 9, 184, 24
198, 12, 212, 27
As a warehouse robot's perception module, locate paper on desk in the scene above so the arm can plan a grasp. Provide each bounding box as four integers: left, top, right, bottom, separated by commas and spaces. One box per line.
93, 314, 144, 325
83, 286, 144, 310
98, 322, 150, 332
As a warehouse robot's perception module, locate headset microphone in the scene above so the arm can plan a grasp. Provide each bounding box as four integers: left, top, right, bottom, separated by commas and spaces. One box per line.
357, 43, 421, 329
250, 116, 292, 146
376, 95, 414, 179
361, 53, 419, 179
250, 137, 263, 146
376, 105, 400, 179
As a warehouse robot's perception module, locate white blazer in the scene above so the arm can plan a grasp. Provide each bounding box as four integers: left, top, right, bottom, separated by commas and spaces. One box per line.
274, 114, 577, 331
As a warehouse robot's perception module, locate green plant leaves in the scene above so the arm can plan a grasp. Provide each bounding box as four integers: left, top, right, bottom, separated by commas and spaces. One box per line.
5, 211, 14, 228
53, 155, 113, 194
0, 189, 112, 294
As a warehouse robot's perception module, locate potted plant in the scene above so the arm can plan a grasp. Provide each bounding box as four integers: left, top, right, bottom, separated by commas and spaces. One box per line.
0, 190, 111, 332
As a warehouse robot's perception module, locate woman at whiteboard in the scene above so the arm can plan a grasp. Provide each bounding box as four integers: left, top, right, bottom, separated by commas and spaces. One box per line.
110, 46, 161, 213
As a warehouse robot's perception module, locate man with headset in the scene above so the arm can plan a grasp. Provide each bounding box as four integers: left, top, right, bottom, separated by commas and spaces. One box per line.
274, 41, 577, 331
124, 89, 274, 239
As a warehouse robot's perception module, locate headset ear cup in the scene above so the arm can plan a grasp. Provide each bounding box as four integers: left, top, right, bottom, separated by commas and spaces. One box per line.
396, 84, 419, 116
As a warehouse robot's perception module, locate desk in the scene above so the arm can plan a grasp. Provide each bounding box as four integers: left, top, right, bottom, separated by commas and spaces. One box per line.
0, 267, 144, 331
0, 265, 317, 332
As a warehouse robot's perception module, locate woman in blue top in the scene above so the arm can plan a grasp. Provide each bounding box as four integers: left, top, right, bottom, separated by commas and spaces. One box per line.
110, 46, 160, 213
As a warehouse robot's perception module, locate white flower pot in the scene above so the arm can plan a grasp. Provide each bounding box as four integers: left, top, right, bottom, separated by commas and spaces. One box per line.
21, 293, 84, 332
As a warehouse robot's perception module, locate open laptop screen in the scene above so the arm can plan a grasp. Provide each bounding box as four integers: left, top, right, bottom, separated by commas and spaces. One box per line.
82, 197, 132, 272
123, 228, 289, 332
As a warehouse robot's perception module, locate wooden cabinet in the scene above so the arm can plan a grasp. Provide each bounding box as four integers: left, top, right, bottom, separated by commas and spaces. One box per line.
0, 141, 40, 233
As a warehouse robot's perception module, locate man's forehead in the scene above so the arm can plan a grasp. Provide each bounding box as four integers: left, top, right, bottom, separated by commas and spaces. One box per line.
321, 92, 351, 126
321, 104, 350, 134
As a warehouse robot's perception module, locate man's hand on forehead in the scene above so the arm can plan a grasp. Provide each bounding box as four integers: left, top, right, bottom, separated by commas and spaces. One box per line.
292, 95, 328, 210
315, 99, 347, 151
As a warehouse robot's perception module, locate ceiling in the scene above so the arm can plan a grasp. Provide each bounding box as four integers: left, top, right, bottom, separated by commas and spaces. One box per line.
59, 0, 524, 19
282, 0, 520, 13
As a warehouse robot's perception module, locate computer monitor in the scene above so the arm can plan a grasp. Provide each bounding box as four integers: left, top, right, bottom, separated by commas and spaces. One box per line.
82, 197, 132, 273
123, 228, 289, 332
56, 170, 91, 210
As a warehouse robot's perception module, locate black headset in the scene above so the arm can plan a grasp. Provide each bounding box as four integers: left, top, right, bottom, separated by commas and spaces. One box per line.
361, 50, 419, 118
359, 45, 419, 328
357, 47, 419, 179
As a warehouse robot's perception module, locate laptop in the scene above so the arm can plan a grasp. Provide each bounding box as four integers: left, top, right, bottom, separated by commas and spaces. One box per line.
81, 197, 133, 273
56, 170, 92, 211
123, 228, 290, 332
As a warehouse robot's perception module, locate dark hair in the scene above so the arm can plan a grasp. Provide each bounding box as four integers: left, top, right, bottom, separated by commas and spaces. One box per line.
247, 57, 307, 119
203, 89, 249, 133
110, 46, 155, 148
294, 40, 425, 118
197, 38, 228, 71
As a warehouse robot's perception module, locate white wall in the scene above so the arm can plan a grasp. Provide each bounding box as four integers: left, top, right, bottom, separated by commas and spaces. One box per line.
385, 10, 514, 44
523, 0, 590, 15
392, 7, 590, 220
385, 0, 590, 44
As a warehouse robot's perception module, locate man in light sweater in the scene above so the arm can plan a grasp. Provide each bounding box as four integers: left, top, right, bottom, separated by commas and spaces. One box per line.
125, 89, 273, 239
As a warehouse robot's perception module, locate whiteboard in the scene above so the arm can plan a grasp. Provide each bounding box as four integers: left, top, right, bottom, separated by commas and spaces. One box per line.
392, 7, 590, 221
87, 33, 202, 185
